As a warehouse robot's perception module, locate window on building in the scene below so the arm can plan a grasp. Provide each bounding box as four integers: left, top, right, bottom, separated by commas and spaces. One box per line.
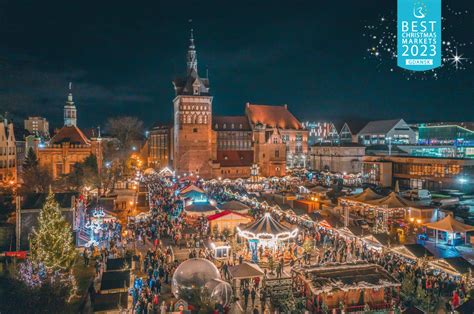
193, 128, 198, 133
275, 150, 279, 158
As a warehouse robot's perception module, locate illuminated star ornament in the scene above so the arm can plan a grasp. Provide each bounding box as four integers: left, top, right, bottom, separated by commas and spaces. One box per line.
447, 49, 468, 70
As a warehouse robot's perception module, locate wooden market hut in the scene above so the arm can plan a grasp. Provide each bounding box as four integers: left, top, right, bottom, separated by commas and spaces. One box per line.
390, 244, 434, 261
455, 298, 474, 314
207, 210, 252, 234
429, 257, 474, 278
292, 262, 400, 312
424, 215, 474, 246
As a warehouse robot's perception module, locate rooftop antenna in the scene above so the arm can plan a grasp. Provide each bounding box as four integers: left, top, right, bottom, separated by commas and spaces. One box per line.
206, 66, 209, 79
69, 82, 72, 91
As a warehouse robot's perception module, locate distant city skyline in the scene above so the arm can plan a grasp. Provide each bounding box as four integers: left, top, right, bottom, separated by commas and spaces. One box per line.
0, 1, 473, 128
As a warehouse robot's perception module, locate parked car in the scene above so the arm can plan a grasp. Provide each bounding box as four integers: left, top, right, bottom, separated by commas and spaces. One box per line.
402, 189, 432, 200
430, 197, 460, 207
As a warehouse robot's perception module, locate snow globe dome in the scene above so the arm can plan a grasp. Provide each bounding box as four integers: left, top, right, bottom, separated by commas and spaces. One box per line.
210, 280, 233, 307
171, 258, 221, 302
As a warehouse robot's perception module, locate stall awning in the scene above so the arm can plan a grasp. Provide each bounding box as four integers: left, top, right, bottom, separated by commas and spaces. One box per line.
390, 244, 434, 260
367, 192, 412, 208
228, 262, 264, 279
424, 215, 474, 233
429, 257, 474, 276
341, 188, 383, 203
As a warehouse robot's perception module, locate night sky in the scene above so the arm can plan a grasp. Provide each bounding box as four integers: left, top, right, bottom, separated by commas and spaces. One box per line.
0, 0, 473, 129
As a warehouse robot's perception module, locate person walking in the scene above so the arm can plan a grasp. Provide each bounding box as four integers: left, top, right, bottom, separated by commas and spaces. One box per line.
243, 286, 250, 309
251, 288, 256, 307
83, 248, 89, 266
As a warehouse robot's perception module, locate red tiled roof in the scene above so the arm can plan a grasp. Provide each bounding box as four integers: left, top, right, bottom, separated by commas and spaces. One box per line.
50, 125, 90, 145
216, 150, 254, 167
212, 116, 251, 131
207, 210, 251, 221
245, 103, 303, 130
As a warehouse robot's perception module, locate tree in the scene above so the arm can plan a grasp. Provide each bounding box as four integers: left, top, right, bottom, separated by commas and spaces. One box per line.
415, 284, 431, 312
66, 154, 100, 190
0, 186, 15, 222
29, 189, 76, 271
104, 116, 144, 152
400, 270, 417, 305
20, 149, 52, 194
268, 255, 275, 275
23, 148, 39, 171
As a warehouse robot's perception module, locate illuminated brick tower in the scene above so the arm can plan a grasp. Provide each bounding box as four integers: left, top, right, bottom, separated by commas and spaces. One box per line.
172, 29, 215, 178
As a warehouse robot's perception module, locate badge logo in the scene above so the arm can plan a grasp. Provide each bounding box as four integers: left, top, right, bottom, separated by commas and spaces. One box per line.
397, 0, 442, 71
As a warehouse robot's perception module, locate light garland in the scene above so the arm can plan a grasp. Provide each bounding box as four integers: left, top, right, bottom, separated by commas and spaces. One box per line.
237, 227, 298, 242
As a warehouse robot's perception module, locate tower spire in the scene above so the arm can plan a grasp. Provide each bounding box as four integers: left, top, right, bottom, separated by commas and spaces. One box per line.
186, 21, 198, 75
64, 82, 77, 127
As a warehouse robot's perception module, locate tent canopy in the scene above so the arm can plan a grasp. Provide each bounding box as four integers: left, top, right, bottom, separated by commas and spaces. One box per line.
179, 184, 205, 196
342, 188, 383, 203
217, 200, 250, 212
228, 262, 264, 279
424, 215, 474, 233
367, 192, 412, 208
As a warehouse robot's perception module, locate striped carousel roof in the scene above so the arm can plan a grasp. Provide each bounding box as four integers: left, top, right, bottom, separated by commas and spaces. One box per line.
241, 213, 292, 235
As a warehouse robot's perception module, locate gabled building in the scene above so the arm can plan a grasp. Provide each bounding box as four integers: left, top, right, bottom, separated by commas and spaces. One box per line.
169, 30, 307, 179
36, 86, 102, 179
357, 118, 416, 145
339, 122, 355, 143
246, 104, 307, 169
0, 118, 17, 186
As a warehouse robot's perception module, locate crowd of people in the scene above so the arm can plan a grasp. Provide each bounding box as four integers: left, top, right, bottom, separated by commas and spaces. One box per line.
83, 175, 472, 313
206, 181, 472, 312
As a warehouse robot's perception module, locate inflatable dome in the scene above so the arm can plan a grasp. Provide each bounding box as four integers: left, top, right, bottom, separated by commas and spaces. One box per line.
210, 280, 233, 307
171, 258, 221, 302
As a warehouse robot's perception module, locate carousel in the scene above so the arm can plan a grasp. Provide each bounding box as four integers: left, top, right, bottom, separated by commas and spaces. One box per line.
237, 213, 298, 263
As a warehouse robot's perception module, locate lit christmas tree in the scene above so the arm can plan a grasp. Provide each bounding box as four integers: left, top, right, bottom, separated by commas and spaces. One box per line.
29, 188, 77, 271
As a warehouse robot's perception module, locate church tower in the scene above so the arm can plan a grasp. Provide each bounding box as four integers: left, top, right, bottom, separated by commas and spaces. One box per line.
64, 82, 77, 127
172, 29, 215, 178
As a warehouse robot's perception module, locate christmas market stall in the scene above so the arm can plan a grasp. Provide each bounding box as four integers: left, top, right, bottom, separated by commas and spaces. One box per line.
99, 269, 131, 294
208, 210, 252, 234
237, 213, 298, 263
292, 262, 400, 313
428, 256, 474, 280
366, 192, 412, 231
424, 215, 474, 246
228, 262, 264, 290
338, 188, 383, 220
179, 184, 207, 205
390, 244, 434, 262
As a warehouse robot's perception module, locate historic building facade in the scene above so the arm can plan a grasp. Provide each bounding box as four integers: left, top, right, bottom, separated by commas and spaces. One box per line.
143, 30, 308, 179
172, 29, 216, 178
36, 88, 102, 179
309, 143, 366, 174
0, 119, 17, 185
142, 125, 172, 169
